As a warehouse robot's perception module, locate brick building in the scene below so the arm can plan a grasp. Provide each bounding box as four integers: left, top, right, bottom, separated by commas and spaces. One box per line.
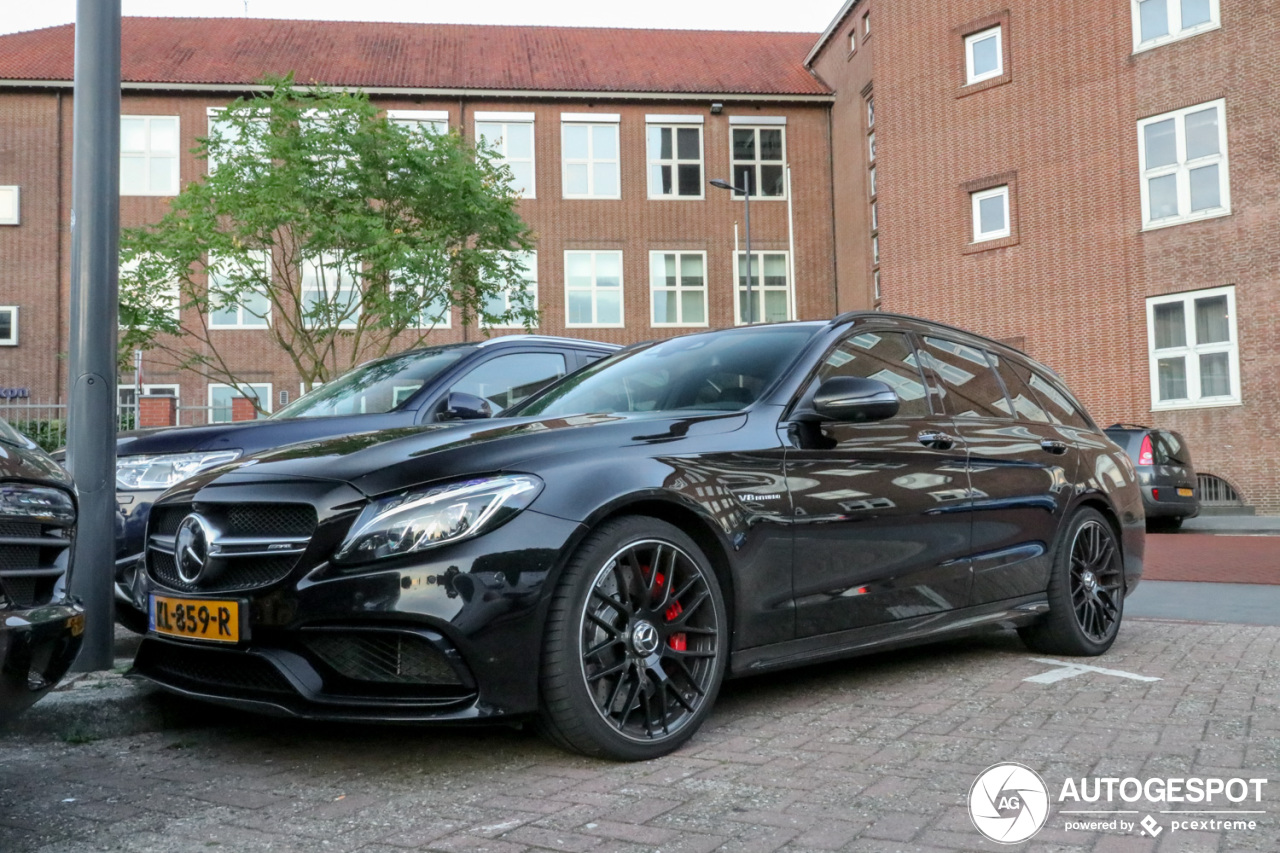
0, 19, 836, 417
808, 0, 1279, 513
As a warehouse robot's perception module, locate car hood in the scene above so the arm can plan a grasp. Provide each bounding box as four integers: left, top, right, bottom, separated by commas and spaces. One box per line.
0, 440, 75, 492
201, 410, 748, 498
116, 414, 409, 457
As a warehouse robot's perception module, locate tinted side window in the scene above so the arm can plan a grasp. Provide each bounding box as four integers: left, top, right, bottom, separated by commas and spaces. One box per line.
817, 330, 930, 418
1026, 369, 1092, 429
449, 352, 567, 411
989, 354, 1051, 423
919, 336, 1009, 419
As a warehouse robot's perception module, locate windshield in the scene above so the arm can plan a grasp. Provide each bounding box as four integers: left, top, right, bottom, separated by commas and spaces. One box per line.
0, 416, 34, 449
272, 348, 468, 419
514, 325, 821, 418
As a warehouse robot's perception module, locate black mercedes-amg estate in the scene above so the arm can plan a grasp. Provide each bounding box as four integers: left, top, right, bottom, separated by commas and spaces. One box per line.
131, 314, 1144, 759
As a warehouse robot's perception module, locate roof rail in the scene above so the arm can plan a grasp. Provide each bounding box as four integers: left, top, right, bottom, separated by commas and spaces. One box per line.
1105, 423, 1151, 430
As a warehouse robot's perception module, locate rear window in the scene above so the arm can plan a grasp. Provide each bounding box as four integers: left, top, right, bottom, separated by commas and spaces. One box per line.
1155, 431, 1190, 465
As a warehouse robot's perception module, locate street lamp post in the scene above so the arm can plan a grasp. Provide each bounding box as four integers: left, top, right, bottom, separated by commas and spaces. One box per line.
710, 175, 753, 324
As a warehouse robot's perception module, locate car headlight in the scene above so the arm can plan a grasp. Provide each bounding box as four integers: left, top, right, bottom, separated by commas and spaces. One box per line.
0, 484, 76, 525
115, 451, 242, 491
335, 475, 543, 564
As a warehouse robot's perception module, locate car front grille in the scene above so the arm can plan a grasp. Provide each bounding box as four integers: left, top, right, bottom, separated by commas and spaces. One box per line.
303, 631, 464, 686
0, 520, 72, 609
146, 502, 318, 594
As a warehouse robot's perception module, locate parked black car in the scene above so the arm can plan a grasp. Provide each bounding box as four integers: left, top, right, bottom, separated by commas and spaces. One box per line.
111, 336, 617, 630
0, 416, 83, 720
129, 314, 1144, 759
1103, 424, 1199, 530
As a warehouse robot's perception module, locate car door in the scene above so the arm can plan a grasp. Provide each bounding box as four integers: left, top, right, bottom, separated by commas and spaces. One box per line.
784, 328, 973, 637
916, 336, 1078, 604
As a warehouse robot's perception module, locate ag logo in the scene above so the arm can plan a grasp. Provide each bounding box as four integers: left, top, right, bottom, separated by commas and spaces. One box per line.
968, 762, 1051, 844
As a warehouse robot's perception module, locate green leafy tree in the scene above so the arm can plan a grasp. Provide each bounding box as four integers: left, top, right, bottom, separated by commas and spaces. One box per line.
119, 77, 536, 409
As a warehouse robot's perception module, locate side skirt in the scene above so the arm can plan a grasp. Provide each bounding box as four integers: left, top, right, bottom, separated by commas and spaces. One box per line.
729, 596, 1049, 676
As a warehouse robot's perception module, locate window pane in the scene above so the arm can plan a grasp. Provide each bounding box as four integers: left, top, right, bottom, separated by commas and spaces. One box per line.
596, 290, 621, 325
1144, 118, 1177, 168
452, 353, 566, 411
592, 124, 618, 157
593, 162, 619, 196
1184, 107, 1220, 160
121, 118, 147, 153
978, 193, 1006, 234
681, 290, 705, 324
1181, 0, 1212, 28
1153, 302, 1186, 349
760, 165, 785, 197
120, 157, 146, 194
567, 291, 593, 324
681, 253, 704, 278
676, 128, 699, 160
210, 303, 238, 326
1194, 295, 1229, 344
1199, 352, 1230, 397
759, 129, 783, 161
507, 161, 533, 196
650, 164, 670, 196
653, 290, 677, 324
595, 252, 621, 285
1189, 164, 1221, 211
1148, 174, 1179, 220
763, 291, 788, 323
732, 129, 755, 160
1157, 356, 1188, 400
763, 253, 787, 281
1139, 0, 1170, 41
564, 163, 589, 195
566, 253, 592, 285
151, 119, 178, 154
922, 337, 1008, 418
505, 124, 532, 159
819, 331, 929, 418
971, 33, 999, 77
655, 127, 672, 159
563, 125, 588, 159
149, 156, 174, 193
732, 164, 755, 195
677, 164, 701, 195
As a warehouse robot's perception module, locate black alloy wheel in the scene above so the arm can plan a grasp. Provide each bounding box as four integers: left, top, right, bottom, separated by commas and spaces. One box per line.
539, 516, 727, 760
1019, 508, 1125, 656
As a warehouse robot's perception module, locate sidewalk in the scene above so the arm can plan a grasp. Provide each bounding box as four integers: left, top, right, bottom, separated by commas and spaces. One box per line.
1182, 513, 1280, 535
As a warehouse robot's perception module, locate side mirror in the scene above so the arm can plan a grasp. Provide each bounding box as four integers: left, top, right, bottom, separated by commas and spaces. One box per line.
799, 376, 899, 423
439, 392, 493, 421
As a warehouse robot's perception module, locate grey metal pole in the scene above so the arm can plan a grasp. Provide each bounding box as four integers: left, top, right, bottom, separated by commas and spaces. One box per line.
66, 0, 122, 672
744, 172, 753, 324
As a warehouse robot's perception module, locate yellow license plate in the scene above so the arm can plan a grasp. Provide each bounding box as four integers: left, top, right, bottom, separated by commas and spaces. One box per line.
1177, 487, 1194, 497
149, 595, 242, 643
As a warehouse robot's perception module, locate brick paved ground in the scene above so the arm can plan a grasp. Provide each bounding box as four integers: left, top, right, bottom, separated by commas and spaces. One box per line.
1144, 535, 1280, 585
3, 620, 1277, 853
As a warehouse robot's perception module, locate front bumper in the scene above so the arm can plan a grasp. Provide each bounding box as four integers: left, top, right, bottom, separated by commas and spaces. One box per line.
129, 508, 585, 722
0, 599, 85, 719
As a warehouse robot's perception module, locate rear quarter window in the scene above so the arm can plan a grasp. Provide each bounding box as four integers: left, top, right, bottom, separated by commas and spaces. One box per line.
1026, 369, 1092, 430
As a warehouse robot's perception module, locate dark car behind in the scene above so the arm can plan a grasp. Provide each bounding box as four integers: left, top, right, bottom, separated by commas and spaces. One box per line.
1104, 424, 1199, 530
109, 336, 616, 629
0, 416, 83, 721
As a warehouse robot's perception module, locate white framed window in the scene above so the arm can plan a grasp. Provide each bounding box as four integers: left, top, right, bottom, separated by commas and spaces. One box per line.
866, 96, 875, 129
564, 250, 623, 328
121, 116, 180, 196
0, 186, 19, 225
208, 383, 272, 423
730, 120, 786, 199
301, 254, 360, 329
208, 251, 271, 329
1147, 285, 1239, 409
482, 251, 538, 329
971, 185, 1010, 242
1138, 99, 1230, 230
849, 31, 858, 53
0, 306, 17, 345
646, 116, 704, 199
561, 114, 620, 199
387, 109, 449, 137
735, 251, 791, 325
873, 270, 881, 302
205, 107, 267, 174
863, 11, 870, 36
1132, 0, 1220, 52
475, 113, 536, 198
869, 165, 876, 198
868, 131, 876, 162
965, 26, 1003, 84
649, 252, 708, 327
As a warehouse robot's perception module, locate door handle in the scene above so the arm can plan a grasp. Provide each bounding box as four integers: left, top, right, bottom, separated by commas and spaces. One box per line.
918, 430, 957, 450
1040, 439, 1068, 455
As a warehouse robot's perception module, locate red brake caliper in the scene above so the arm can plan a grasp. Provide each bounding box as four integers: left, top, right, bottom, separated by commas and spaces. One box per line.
647, 569, 687, 652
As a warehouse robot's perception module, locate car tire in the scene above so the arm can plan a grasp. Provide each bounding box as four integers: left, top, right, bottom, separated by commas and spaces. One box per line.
1018, 508, 1125, 656
538, 515, 728, 761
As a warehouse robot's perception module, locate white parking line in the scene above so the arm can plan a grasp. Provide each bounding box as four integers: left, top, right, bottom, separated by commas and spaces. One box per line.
1023, 658, 1161, 684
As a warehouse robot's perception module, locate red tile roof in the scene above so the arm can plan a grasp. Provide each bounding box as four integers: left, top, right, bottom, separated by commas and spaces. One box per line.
0, 18, 830, 96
